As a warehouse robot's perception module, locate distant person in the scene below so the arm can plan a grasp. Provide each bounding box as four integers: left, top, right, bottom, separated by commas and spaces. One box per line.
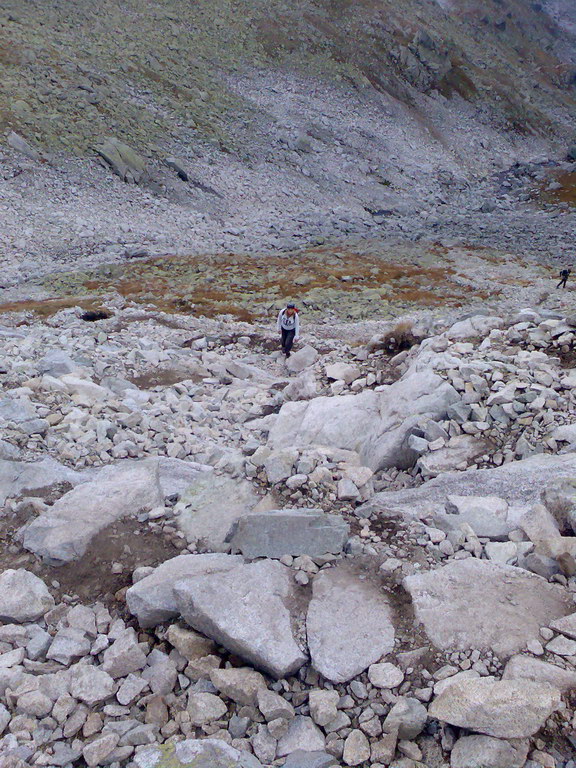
277, 302, 300, 358
557, 267, 571, 289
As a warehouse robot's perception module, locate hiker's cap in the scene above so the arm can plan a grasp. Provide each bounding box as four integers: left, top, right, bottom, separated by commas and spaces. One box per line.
287, 302, 295, 308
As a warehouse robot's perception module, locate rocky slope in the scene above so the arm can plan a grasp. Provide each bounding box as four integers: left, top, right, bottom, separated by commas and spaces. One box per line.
2, 298, 576, 768
1, 2, 576, 767
0, 0, 575, 285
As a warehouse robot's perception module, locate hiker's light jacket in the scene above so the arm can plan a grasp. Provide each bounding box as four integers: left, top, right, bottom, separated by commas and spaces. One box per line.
277, 308, 300, 338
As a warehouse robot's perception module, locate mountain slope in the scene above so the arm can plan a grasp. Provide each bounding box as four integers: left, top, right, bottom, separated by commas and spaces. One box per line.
0, 0, 575, 288
1, 0, 574, 158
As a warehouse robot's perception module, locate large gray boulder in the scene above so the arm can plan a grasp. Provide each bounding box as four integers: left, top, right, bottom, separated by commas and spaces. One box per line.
126, 553, 242, 628
0, 457, 87, 506
133, 739, 263, 768
176, 472, 260, 550
429, 677, 561, 738
175, 560, 307, 678
450, 735, 529, 768
404, 559, 572, 657
359, 451, 576, 521
435, 495, 513, 540
19, 462, 162, 565
0, 569, 54, 622
268, 369, 459, 471
306, 566, 395, 683
502, 654, 576, 693
95, 137, 147, 183
229, 509, 349, 559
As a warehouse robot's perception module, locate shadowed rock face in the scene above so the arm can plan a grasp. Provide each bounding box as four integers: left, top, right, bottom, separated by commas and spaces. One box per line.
268, 370, 459, 470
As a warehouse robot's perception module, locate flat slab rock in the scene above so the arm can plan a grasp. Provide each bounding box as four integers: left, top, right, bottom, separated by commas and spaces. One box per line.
503, 654, 576, 693
306, 566, 395, 683
229, 508, 349, 559
175, 560, 307, 679
126, 553, 242, 628
281, 751, 338, 768
450, 735, 529, 768
148, 456, 215, 497
404, 559, 573, 657
0, 457, 87, 506
19, 461, 162, 565
360, 452, 576, 520
429, 677, 561, 738
438, 494, 513, 540
134, 739, 263, 768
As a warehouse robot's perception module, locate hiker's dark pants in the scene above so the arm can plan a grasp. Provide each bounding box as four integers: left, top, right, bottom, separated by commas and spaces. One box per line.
558, 277, 569, 289
281, 328, 295, 355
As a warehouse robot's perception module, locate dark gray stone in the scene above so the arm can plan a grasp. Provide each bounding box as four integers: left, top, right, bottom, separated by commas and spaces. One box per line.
229, 509, 349, 559
281, 751, 338, 768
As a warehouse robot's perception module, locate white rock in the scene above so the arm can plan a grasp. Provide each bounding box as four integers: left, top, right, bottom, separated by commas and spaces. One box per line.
102, 628, 147, 678
325, 363, 361, 384
343, 729, 370, 766
545, 634, 576, 656
0, 569, 54, 622
209, 667, 267, 705
286, 345, 319, 373
268, 370, 458, 471
187, 692, 228, 725
550, 612, 576, 639
19, 462, 163, 564
176, 472, 260, 549
83, 733, 119, 767
429, 677, 561, 738
450, 734, 529, 768
68, 664, 116, 705
503, 654, 576, 693
308, 689, 339, 726
368, 662, 404, 689
382, 696, 428, 739
257, 688, 295, 721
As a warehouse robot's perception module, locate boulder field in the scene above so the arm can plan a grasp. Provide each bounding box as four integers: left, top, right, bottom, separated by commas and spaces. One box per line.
1, 305, 576, 768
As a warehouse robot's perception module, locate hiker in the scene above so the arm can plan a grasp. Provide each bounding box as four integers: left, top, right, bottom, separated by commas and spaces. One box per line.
557, 267, 571, 289
277, 302, 300, 357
